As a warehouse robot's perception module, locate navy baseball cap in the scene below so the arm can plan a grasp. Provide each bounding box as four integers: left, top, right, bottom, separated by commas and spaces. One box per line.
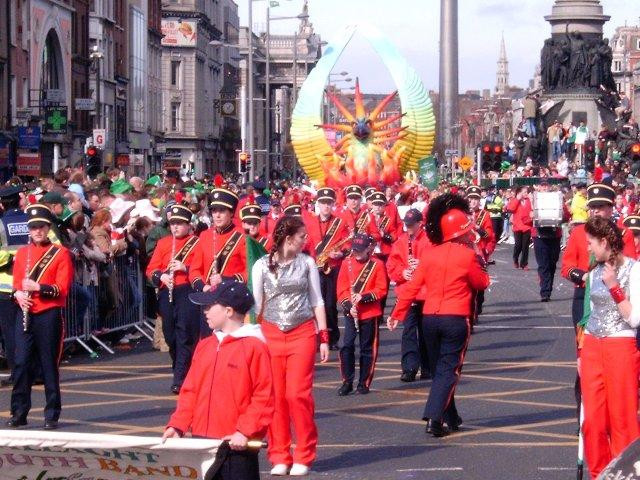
189, 281, 255, 315
351, 233, 373, 252
403, 208, 423, 226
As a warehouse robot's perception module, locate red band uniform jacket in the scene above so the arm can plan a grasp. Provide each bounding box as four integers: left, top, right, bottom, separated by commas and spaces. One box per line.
306, 214, 349, 271
473, 210, 496, 260
391, 242, 490, 320
146, 234, 199, 289
387, 228, 432, 302
337, 256, 388, 321
12, 243, 73, 313
189, 224, 248, 290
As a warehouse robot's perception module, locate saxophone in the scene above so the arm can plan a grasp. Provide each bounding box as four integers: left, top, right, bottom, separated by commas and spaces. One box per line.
316, 234, 354, 274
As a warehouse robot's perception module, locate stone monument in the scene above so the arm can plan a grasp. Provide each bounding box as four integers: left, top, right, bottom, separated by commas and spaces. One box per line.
540, 0, 616, 130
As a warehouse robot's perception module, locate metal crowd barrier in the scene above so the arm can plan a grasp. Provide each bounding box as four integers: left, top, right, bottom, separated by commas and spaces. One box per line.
62, 254, 153, 357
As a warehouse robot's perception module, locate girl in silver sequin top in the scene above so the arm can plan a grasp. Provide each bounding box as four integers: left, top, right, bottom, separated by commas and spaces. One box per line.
580, 217, 640, 478
251, 216, 329, 476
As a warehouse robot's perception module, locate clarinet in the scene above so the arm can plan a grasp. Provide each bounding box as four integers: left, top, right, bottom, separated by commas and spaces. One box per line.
408, 237, 416, 273
347, 255, 360, 333
168, 233, 176, 303
22, 241, 31, 332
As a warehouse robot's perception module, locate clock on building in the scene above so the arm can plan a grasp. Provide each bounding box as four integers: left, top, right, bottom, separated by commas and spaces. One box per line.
221, 100, 236, 116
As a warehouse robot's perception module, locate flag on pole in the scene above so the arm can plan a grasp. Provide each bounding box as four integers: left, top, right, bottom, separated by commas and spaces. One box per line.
246, 235, 267, 324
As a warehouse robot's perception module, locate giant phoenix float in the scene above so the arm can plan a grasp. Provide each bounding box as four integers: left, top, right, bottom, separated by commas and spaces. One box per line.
291, 24, 436, 188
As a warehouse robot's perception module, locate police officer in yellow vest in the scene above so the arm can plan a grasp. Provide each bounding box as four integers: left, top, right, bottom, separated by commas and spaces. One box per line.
0, 186, 29, 387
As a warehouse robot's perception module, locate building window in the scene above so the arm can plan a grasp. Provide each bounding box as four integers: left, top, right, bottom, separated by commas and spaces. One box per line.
636, 38, 640, 50
170, 60, 181, 87
171, 102, 181, 131
614, 60, 622, 72
616, 82, 622, 92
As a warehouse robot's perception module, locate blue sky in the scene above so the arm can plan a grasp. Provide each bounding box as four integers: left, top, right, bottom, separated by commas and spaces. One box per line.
237, 0, 635, 93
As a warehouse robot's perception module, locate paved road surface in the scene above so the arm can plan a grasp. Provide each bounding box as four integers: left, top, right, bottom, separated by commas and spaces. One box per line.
0, 244, 581, 479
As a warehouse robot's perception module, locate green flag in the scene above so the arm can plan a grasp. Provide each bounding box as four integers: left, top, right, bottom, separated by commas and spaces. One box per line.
246, 235, 267, 324
418, 156, 438, 190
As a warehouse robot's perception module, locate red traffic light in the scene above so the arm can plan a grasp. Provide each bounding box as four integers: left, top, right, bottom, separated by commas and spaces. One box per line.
586, 144, 595, 153
493, 144, 503, 154
482, 143, 491, 154
632, 143, 640, 154
87, 146, 97, 157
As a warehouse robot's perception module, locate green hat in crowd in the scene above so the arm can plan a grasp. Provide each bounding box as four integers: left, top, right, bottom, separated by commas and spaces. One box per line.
145, 175, 162, 187
110, 178, 133, 195
60, 206, 76, 222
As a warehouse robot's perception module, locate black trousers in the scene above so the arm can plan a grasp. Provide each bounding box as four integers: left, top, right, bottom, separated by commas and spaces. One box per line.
422, 315, 470, 425
400, 302, 429, 375
491, 217, 503, 240
212, 450, 260, 480
533, 236, 561, 299
0, 298, 18, 376
158, 284, 201, 387
11, 307, 62, 422
513, 230, 531, 267
319, 268, 340, 346
340, 316, 380, 388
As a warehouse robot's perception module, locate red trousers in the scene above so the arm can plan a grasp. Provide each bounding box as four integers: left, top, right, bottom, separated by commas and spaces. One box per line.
262, 319, 318, 466
580, 334, 640, 479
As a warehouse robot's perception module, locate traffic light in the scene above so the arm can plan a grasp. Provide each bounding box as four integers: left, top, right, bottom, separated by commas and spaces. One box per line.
480, 141, 503, 172
86, 145, 102, 178
584, 140, 596, 172
631, 143, 640, 161
238, 151, 249, 174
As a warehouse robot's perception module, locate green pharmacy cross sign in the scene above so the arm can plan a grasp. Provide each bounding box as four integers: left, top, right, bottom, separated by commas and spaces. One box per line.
45, 106, 68, 134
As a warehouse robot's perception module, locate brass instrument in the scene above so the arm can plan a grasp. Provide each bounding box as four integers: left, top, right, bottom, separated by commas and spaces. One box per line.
168, 233, 176, 303
315, 234, 353, 274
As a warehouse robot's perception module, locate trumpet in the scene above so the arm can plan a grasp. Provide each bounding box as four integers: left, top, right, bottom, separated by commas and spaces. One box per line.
316, 234, 353, 274
168, 233, 176, 303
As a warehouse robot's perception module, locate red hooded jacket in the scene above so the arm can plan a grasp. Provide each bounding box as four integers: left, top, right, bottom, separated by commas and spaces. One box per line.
167, 324, 274, 439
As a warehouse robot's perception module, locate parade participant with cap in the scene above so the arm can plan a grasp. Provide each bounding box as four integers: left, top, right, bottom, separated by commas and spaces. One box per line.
241, 204, 269, 249
189, 188, 248, 337
340, 185, 381, 243
336, 233, 388, 396
0, 185, 29, 387
261, 197, 283, 239
387, 208, 432, 383
306, 187, 349, 350
467, 185, 495, 325
388, 194, 490, 437
578, 217, 640, 479
251, 215, 329, 476
7, 204, 73, 430
623, 215, 640, 260
162, 281, 274, 480
146, 204, 201, 394
532, 179, 570, 302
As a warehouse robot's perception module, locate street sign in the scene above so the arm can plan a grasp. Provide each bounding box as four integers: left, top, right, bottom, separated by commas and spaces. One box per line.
93, 129, 106, 148
75, 98, 95, 110
16, 108, 32, 120
130, 154, 144, 166
46, 89, 65, 103
418, 156, 438, 190
16, 152, 41, 177
17, 127, 41, 150
116, 154, 130, 167
445, 149, 459, 156
459, 156, 474, 171
44, 106, 68, 134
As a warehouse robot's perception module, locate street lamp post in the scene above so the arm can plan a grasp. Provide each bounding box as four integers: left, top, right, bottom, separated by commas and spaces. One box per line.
89, 45, 103, 131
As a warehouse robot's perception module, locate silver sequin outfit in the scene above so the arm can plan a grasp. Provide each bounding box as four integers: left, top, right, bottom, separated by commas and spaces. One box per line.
587, 258, 635, 337
254, 254, 316, 332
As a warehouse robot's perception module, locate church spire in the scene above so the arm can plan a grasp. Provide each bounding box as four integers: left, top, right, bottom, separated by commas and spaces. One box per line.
496, 32, 509, 96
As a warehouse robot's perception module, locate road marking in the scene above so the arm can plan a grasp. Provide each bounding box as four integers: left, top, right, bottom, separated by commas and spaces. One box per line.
480, 314, 571, 318
538, 467, 574, 471
475, 325, 573, 329
397, 467, 463, 472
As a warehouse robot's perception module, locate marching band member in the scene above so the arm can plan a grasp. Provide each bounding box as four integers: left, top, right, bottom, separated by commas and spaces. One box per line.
340, 185, 381, 242
251, 215, 329, 476
8, 204, 73, 430
370, 191, 398, 261
146, 204, 201, 394
467, 186, 495, 325
336, 233, 388, 396
189, 188, 248, 337
307, 187, 349, 350
261, 198, 283, 238
579, 216, 640, 479
387, 208, 432, 382
388, 194, 490, 437
241, 204, 269, 249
